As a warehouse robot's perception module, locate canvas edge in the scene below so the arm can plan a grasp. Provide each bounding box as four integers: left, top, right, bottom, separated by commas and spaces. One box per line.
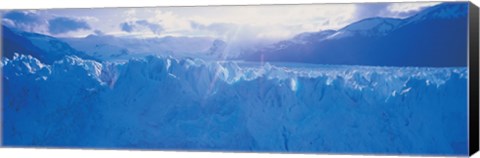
0, 14, 4, 147
0, 2, 476, 157
469, 1, 480, 156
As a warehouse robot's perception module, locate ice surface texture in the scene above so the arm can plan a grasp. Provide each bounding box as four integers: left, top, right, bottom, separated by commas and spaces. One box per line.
2, 54, 468, 155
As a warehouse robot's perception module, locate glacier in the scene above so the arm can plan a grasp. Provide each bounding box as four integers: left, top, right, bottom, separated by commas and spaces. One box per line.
2, 54, 468, 155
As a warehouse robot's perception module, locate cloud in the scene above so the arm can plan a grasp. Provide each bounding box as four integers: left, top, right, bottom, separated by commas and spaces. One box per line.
2, 10, 47, 32
120, 4, 357, 40
355, 3, 392, 19
386, 2, 440, 18
120, 22, 134, 32
122, 9, 191, 35
3, 11, 42, 24
135, 20, 163, 34
189, 21, 235, 35
120, 20, 164, 35
388, 2, 440, 13
2, 3, 441, 40
48, 17, 91, 34
93, 30, 104, 35
355, 2, 440, 19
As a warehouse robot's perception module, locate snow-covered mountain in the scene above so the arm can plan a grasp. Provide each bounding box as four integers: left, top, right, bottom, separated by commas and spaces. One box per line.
2, 25, 96, 64
2, 24, 227, 62
2, 54, 468, 155
61, 34, 227, 61
244, 2, 468, 67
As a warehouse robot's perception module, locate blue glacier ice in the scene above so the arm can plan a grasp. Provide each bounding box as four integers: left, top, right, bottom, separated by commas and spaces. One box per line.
2, 54, 468, 155
1, 2, 471, 156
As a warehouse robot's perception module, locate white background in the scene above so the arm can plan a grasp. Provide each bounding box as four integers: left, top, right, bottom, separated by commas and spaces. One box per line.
0, 0, 479, 157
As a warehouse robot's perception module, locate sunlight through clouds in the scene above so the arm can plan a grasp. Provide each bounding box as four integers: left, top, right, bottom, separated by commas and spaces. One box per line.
1, 2, 439, 42
387, 2, 441, 18
113, 4, 359, 44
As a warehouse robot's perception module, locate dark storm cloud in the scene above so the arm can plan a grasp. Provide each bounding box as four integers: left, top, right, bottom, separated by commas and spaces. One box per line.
48, 17, 91, 34
135, 20, 163, 34
2, 11, 46, 31
120, 22, 134, 32
120, 20, 163, 34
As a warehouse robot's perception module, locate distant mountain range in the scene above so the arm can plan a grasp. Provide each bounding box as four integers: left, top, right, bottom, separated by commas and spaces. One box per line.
2, 2, 469, 67
2, 25, 96, 64
2, 26, 227, 63
61, 35, 227, 61
242, 2, 468, 67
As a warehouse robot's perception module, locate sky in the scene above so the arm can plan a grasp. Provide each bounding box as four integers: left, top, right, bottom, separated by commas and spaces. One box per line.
1, 2, 440, 43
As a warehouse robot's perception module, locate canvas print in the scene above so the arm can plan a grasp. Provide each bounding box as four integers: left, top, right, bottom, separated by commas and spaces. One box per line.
0, 2, 471, 156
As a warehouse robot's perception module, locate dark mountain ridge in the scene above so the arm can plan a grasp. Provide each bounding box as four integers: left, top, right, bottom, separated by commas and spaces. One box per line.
2, 25, 96, 64
243, 2, 468, 67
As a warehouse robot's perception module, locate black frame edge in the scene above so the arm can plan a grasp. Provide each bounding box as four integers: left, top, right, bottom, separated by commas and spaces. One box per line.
469, 1, 480, 156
